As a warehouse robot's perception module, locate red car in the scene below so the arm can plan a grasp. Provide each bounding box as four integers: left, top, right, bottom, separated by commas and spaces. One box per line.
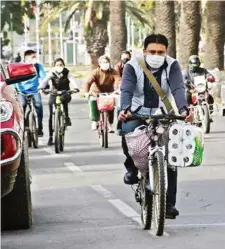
1, 62, 36, 230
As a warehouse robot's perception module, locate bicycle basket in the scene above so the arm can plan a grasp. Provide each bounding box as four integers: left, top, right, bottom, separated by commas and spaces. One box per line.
97, 95, 115, 111
125, 125, 151, 174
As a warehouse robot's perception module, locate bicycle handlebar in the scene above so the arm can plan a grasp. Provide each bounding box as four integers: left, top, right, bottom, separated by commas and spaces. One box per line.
41, 89, 80, 95
123, 105, 185, 121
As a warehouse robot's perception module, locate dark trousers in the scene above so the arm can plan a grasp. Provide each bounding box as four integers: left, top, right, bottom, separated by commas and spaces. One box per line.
121, 119, 178, 207
48, 94, 71, 137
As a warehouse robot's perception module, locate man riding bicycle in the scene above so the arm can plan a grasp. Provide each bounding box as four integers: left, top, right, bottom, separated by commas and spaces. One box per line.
83, 55, 121, 133
14, 49, 46, 136
119, 34, 193, 218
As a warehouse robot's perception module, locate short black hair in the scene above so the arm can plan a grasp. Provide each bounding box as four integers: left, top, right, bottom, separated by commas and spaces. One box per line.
122, 51, 131, 57
53, 58, 65, 66
144, 34, 169, 49
24, 50, 36, 57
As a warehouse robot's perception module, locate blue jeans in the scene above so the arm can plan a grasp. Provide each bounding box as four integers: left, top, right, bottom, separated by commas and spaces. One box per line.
18, 92, 43, 130
121, 119, 178, 207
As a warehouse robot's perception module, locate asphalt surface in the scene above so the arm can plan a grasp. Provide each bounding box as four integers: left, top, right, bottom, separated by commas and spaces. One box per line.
2, 95, 225, 249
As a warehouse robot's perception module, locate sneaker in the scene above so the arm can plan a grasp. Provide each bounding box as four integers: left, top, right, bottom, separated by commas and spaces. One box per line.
166, 205, 179, 219
123, 171, 139, 185
38, 128, 44, 137
91, 121, 97, 130
65, 117, 72, 126
108, 124, 114, 133
48, 137, 54, 146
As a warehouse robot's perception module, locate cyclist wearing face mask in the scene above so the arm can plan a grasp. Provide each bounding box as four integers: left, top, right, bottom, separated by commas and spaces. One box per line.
83, 55, 121, 131
14, 49, 46, 136
114, 51, 131, 77
42, 58, 79, 146
119, 34, 193, 219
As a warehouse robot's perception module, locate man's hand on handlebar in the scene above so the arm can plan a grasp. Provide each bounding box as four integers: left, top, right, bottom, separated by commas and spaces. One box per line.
119, 110, 132, 121
181, 109, 194, 122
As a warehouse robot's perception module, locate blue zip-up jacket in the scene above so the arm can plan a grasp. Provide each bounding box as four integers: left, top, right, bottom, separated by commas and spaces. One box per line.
14, 63, 46, 94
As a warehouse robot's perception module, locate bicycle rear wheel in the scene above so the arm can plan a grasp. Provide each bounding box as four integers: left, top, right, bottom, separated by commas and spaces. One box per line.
103, 112, 108, 148
54, 110, 60, 154
140, 176, 153, 230
59, 114, 65, 152
30, 113, 38, 148
25, 112, 32, 147
152, 150, 166, 236
98, 113, 104, 147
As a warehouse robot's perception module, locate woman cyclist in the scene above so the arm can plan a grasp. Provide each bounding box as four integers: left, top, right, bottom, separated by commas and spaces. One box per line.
44, 58, 79, 145
83, 55, 121, 133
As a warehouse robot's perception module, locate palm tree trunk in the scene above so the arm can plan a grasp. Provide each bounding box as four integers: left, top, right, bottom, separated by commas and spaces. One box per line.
204, 1, 225, 70
109, 0, 127, 67
155, 1, 176, 58
84, 19, 109, 69
178, 1, 201, 69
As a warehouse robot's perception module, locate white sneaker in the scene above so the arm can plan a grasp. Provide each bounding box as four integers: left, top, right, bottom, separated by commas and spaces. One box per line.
108, 124, 114, 133
91, 121, 97, 130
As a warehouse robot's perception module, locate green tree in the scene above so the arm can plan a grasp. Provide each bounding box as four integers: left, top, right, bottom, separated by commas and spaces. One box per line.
1, 1, 34, 34
41, 0, 148, 68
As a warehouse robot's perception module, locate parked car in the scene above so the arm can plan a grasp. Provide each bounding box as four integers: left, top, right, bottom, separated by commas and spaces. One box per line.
1, 62, 36, 230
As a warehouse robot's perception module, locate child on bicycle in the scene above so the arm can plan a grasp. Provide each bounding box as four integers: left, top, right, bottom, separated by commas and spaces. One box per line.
82, 55, 121, 132
43, 58, 79, 145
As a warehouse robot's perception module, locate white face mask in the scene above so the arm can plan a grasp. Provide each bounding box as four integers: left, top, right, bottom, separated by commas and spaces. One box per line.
145, 54, 165, 69
55, 67, 64, 73
100, 63, 110, 71
25, 58, 37, 64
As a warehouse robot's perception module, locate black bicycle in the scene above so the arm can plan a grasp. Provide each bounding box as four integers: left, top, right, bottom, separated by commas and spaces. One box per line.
125, 107, 185, 236
20, 93, 39, 149
42, 89, 79, 153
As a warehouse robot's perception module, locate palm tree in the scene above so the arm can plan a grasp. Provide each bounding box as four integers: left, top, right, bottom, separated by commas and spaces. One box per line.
41, 0, 149, 69
204, 1, 225, 70
109, 0, 126, 67
155, 1, 176, 58
178, 1, 201, 69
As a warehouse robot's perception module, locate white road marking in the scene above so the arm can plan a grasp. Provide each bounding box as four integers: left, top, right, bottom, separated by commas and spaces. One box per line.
30, 154, 70, 160
64, 162, 83, 172
167, 223, 225, 228
91, 185, 113, 198
109, 199, 140, 218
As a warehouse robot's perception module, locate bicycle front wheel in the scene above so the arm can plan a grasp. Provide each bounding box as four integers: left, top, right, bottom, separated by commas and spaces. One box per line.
30, 113, 38, 148
54, 110, 60, 154
152, 150, 166, 236
59, 114, 65, 152
103, 111, 108, 148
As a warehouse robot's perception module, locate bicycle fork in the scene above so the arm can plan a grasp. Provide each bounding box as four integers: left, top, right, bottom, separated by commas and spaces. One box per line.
147, 145, 168, 194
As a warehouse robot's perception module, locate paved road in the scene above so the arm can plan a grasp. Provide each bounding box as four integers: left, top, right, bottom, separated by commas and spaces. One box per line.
2, 96, 225, 249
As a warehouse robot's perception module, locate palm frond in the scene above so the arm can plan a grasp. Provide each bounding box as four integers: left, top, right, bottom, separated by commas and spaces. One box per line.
126, 6, 149, 26
40, 5, 68, 34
